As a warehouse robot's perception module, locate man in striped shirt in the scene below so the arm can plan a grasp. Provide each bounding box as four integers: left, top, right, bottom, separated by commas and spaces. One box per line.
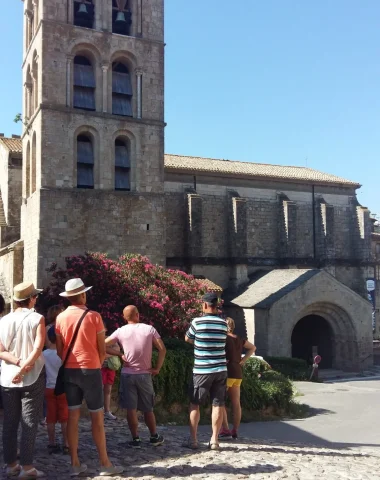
185, 293, 227, 450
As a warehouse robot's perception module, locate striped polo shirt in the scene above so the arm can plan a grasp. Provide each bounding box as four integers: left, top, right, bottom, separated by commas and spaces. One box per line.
186, 315, 228, 375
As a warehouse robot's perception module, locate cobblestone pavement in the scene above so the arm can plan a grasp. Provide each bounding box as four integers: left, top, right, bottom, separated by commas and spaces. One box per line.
1, 418, 379, 479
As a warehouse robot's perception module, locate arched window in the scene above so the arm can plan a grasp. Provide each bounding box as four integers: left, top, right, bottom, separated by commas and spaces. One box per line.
25, 141, 31, 198
115, 138, 130, 190
73, 56, 96, 111
31, 133, 36, 194
112, 0, 132, 36
77, 134, 94, 188
74, 0, 95, 29
112, 62, 132, 116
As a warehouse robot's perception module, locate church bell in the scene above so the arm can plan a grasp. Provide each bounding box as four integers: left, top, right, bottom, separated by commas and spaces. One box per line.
77, 3, 89, 16
115, 11, 127, 24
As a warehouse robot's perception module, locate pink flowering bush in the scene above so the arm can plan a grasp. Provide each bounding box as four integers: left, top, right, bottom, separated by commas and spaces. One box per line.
38, 253, 207, 337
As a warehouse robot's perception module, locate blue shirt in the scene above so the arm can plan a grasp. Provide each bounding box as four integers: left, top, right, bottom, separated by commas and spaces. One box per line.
186, 315, 227, 374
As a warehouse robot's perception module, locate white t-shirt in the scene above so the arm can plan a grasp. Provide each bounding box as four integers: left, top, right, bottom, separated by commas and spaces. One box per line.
0, 308, 45, 388
43, 348, 62, 389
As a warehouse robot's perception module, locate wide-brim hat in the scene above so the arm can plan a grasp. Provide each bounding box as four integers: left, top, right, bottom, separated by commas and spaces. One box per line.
59, 278, 93, 297
13, 282, 42, 302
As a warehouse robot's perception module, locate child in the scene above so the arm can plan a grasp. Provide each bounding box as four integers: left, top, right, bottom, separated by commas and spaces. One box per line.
43, 325, 69, 454
102, 339, 121, 420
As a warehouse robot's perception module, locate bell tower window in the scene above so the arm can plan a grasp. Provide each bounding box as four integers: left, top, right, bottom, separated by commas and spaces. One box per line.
77, 134, 94, 189
112, 62, 133, 116
112, 0, 132, 36
73, 56, 96, 111
115, 138, 130, 190
74, 0, 95, 29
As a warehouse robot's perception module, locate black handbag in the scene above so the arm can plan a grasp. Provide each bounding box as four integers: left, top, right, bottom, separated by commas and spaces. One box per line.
54, 309, 89, 396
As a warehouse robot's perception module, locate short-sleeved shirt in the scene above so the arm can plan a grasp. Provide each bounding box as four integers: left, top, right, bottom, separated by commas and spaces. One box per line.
186, 315, 227, 375
108, 323, 160, 375
225, 334, 246, 379
43, 348, 62, 388
55, 305, 105, 370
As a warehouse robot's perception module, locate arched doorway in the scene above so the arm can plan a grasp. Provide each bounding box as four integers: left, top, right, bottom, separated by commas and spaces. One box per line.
291, 315, 334, 369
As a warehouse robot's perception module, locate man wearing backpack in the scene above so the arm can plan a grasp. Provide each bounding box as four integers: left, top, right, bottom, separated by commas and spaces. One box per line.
55, 278, 123, 477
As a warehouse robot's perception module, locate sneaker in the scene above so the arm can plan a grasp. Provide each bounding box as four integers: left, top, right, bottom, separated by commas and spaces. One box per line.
18, 468, 46, 478
99, 465, 124, 477
5, 464, 20, 477
48, 444, 61, 455
231, 429, 238, 439
69, 464, 87, 477
150, 433, 164, 446
104, 411, 117, 420
62, 446, 70, 455
218, 428, 232, 439
129, 437, 142, 448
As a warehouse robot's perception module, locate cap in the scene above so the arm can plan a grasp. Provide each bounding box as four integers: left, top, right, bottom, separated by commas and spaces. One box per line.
202, 292, 219, 305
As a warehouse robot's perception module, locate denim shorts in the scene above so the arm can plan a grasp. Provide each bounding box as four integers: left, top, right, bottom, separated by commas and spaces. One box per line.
189, 371, 227, 406
64, 368, 104, 412
119, 374, 155, 413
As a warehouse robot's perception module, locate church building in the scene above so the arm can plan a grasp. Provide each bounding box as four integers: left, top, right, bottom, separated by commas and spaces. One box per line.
0, 0, 376, 372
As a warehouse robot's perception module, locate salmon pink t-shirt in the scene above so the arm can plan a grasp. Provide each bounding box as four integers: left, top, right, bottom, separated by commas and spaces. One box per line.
108, 323, 160, 374
55, 305, 105, 369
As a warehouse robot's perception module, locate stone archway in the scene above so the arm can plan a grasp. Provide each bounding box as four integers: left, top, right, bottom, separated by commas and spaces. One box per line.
292, 302, 360, 371
291, 314, 334, 368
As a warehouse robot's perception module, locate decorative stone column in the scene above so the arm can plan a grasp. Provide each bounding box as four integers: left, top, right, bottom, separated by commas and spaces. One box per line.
68, 0, 74, 23
25, 9, 33, 50
32, 0, 39, 31
66, 56, 73, 107
24, 81, 32, 120
137, 0, 142, 36
136, 68, 143, 119
101, 64, 109, 113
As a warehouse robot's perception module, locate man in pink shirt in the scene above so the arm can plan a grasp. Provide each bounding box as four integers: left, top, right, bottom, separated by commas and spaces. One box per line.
105, 305, 166, 448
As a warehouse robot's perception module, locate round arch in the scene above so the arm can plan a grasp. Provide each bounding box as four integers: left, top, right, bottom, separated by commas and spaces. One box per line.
291, 302, 359, 371
72, 125, 100, 189
111, 129, 137, 191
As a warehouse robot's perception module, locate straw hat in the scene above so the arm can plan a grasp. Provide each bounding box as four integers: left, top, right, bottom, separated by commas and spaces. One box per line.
59, 278, 93, 297
13, 282, 42, 302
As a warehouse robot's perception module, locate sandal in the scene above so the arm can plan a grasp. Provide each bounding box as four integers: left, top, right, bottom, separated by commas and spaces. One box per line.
5, 464, 21, 478
62, 446, 70, 455
182, 437, 199, 450
208, 441, 220, 451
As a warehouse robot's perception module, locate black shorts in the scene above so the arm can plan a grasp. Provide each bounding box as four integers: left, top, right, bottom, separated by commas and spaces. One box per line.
64, 368, 104, 413
189, 371, 227, 407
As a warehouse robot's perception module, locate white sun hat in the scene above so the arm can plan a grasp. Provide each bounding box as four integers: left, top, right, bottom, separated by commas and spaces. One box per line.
59, 278, 93, 297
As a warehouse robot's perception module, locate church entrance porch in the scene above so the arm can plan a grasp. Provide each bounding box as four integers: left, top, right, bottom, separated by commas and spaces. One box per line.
291, 314, 333, 369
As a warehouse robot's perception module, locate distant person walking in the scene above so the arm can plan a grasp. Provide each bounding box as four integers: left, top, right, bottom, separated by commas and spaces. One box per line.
219, 317, 256, 440
0, 282, 46, 478
55, 278, 123, 477
105, 305, 166, 448
185, 293, 227, 450
0, 293, 5, 316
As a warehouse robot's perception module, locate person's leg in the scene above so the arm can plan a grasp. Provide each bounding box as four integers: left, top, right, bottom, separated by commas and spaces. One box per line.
57, 393, 69, 449
120, 375, 139, 439
222, 406, 229, 430
89, 410, 112, 467
127, 409, 139, 438
61, 422, 69, 448
229, 386, 242, 432
211, 406, 224, 444
104, 384, 112, 413
189, 404, 200, 442
47, 423, 56, 445
45, 388, 58, 447
2, 387, 21, 467
143, 411, 156, 435
67, 408, 81, 466
20, 372, 45, 471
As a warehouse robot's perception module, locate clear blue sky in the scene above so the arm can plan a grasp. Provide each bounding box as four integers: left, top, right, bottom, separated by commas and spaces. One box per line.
1, 1, 379, 214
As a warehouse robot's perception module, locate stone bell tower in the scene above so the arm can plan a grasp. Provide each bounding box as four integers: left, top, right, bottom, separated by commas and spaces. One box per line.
21, 0, 165, 285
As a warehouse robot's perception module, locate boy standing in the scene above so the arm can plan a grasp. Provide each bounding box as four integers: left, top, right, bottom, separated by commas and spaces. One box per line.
43, 326, 69, 454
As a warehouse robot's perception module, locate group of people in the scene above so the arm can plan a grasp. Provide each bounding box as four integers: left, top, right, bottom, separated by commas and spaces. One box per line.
0, 280, 255, 478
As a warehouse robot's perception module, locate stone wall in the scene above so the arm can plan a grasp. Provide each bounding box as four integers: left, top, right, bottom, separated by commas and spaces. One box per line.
30, 188, 165, 285
0, 241, 24, 309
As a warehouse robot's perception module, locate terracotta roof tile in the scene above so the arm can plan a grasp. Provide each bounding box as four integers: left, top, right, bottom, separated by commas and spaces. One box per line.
0, 137, 22, 154
164, 154, 360, 187
197, 278, 223, 292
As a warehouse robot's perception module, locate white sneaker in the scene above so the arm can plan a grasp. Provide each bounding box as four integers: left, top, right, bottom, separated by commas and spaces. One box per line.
104, 411, 117, 420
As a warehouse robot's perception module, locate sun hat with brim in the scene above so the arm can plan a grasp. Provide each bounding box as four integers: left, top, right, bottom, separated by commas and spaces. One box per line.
13, 282, 42, 302
59, 278, 93, 297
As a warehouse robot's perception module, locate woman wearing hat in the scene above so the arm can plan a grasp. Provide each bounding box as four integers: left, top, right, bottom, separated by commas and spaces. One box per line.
0, 282, 46, 478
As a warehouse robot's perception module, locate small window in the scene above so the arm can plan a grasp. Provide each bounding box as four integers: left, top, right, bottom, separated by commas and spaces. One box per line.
77, 134, 94, 189
74, 0, 95, 29
115, 138, 130, 190
112, 62, 132, 116
73, 56, 96, 111
112, 0, 132, 36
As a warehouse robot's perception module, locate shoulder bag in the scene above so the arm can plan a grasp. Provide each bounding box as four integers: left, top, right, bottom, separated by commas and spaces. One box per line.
54, 309, 89, 396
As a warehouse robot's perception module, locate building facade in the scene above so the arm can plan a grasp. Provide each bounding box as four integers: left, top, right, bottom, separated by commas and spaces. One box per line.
0, 0, 375, 369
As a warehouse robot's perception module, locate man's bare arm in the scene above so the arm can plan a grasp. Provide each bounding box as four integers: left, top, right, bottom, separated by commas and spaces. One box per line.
150, 338, 166, 375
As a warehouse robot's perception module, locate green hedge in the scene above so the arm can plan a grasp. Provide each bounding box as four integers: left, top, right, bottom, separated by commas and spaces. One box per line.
265, 356, 311, 381
150, 341, 294, 420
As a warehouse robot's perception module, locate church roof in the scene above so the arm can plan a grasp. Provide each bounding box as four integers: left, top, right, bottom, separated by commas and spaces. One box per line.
0, 137, 22, 154
231, 269, 321, 308
164, 154, 360, 188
